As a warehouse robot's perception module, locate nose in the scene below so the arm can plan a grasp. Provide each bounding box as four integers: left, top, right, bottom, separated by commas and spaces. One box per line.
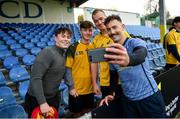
97, 20, 102, 25
108, 28, 115, 35
111, 28, 116, 34
64, 37, 70, 42
88, 30, 92, 35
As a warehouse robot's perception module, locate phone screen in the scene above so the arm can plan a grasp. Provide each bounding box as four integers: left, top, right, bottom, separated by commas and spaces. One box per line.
88, 48, 106, 63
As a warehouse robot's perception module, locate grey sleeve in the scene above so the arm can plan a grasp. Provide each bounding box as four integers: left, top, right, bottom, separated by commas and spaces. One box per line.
29, 49, 53, 105
64, 67, 74, 90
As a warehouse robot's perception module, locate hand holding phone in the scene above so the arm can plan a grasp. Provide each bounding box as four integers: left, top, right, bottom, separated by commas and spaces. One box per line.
104, 43, 130, 66
88, 46, 118, 63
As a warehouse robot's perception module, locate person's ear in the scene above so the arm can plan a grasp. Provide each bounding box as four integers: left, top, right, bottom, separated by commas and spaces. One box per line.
54, 37, 58, 42
122, 24, 125, 30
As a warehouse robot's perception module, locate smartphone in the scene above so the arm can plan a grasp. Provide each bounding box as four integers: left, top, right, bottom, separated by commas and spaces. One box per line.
88, 48, 106, 63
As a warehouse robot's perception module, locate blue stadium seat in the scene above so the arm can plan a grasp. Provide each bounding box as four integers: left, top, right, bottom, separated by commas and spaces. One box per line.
6, 40, 16, 46
0, 50, 12, 60
15, 48, 28, 57
2, 36, 11, 41
24, 42, 35, 50
30, 47, 41, 55
25, 35, 33, 40
14, 36, 23, 41
20, 32, 27, 37
0, 86, 27, 118
47, 41, 55, 46
22, 54, 35, 66
35, 35, 41, 40
154, 58, 165, 67
18, 39, 28, 45
0, 86, 16, 108
0, 105, 27, 118
40, 38, 48, 42
151, 50, 159, 58
148, 60, 164, 72
30, 38, 39, 43
10, 33, 19, 38
156, 49, 164, 57
0, 72, 6, 86
0, 44, 8, 51
3, 56, 19, 70
70, 38, 76, 43
159, 56, 166, 66
49, 37, 54, 41
147, 44, 153, 51
9, 66, 30, 83
147, 51, 153, 60
19, 80, 29, 99
21, 32, 27, 37
36, 42, 46, 48
10, 44, 21, 51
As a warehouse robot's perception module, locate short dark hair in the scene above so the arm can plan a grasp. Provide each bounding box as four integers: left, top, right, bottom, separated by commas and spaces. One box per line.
80, 20, 94, 29
172, 16, 180, 26
104, 15, 122, 26
55, 27, 72, 37
92, 9, 106, 19
92, 9, 105, 16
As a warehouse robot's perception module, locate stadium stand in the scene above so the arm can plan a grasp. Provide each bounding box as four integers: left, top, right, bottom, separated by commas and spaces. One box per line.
0, 22, 167, 117
126, 25, 160, 42
0, 23, 166, 88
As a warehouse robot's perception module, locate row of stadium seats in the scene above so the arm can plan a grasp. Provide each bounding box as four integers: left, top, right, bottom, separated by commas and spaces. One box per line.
126, 25, 160, 41
1, 23, 159, 43
0, 23, 82, 43
2, 55, 35, 69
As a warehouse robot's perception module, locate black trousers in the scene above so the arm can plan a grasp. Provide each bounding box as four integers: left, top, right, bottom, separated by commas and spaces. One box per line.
24, 92, 60, 117
165, 64, 176, 71
121, 91, 166, 118
100, 86, 112, 98
69, 93, 94, 113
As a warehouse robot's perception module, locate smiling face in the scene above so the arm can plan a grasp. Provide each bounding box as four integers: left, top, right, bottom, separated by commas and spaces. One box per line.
80, 27, 93, 42
55, 32, 71, 49
79, 20, 94, 43
92, 11, 106, 31
106, 19, 125, 43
